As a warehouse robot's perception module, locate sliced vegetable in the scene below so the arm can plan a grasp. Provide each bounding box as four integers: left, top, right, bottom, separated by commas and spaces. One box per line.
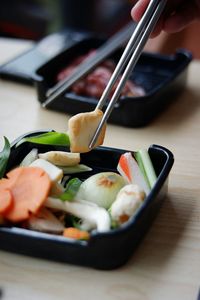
134, 151, 148, 185
63, 227, 90, 240
45, 197, 111, 232
20, 148, 38, 166
27, 207, 64, 233
50, 182, 65, 197
76, 172, 126, 209
59, 164, 92, 174
117, 152, 150, 195
0, 137, 10, 179
59, 178, 82, 201
16, 132, 70, 147
77, 219, 95, 231
30, 159, 63, 182
0, 167, 51, 222
61, 175, 71, 187
135, 149, 157, 188
38, 151, 80, 166
0, 189, 13, 214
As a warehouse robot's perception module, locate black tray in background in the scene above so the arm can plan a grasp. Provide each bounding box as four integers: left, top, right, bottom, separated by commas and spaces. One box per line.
0, 130, 174, 270
0, 30, 90, 85
34, 37, 192, 127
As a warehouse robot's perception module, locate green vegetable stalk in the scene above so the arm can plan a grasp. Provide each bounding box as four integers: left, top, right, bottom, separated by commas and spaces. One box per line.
59, 164, 92, 174
59, 178, 82, 201
0, 137, 11, 179
135, 149, 157, 189
16, 132, 70, 147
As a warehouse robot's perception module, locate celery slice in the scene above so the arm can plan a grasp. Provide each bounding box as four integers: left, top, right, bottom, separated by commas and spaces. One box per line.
59, 164, 92, 174
135, 149, 157, 189
134, 152, 149, 187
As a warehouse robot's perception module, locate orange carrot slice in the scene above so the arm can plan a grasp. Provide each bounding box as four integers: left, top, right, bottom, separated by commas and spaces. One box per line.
63, 227, 90, 240
0, 189, 13, 214
0, 167, 51, 222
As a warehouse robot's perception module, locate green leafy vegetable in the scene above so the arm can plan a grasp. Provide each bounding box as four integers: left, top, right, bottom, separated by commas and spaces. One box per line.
0, 137, 11, 179
135, 149, 157, 189
70, 215, 82, 229
16, 132, 70, 147
59, 164, 92, 174
59, 178, 82, 201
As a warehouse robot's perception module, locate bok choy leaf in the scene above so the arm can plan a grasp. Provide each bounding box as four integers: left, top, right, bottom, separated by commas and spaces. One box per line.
59, 178, 82, 201
16, 132, 70, 147
0, 137, 11, 178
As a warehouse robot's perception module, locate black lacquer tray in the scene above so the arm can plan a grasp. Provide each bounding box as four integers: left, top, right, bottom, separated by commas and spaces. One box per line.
34, 37, 192, 127
0, 130, 174, 269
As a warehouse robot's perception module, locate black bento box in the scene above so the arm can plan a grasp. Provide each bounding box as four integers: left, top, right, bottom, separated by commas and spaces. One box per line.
34, 37, 192, 127
0, 130, 174, 269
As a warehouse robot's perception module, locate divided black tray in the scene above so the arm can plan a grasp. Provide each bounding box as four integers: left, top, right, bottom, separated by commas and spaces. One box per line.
34, 37, 192, 127
0, 130, 174, 269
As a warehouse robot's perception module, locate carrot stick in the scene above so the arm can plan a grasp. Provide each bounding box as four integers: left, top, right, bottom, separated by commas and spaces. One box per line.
63, 227, 90, 240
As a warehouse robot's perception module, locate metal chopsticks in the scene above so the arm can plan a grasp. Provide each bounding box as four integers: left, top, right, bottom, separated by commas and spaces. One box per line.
89, 0, 167, 149
41, 22, 136, 108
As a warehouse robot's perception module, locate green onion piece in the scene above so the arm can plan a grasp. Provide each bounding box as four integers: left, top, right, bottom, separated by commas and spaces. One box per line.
16, 132, 70, 147
59, 178, 82, 201
59, 164, 92, 174
135, 149, 157, 189
20, 148, 38, 166
0, 137, 11, 179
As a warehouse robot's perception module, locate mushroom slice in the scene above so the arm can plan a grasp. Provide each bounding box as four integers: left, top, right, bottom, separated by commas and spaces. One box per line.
39, 151, 80, 166
28, 207, 64, 233
45, 197, 111, 232
68, 109, 106, 153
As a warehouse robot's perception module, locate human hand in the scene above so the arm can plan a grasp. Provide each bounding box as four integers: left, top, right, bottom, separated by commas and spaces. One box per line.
131, 0, 200, 36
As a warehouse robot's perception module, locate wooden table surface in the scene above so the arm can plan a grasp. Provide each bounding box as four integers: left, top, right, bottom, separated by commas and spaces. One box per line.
0, 37, 199, 300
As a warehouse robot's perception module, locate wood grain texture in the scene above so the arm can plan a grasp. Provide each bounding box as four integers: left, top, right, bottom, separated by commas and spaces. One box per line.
0, 38, 200, 300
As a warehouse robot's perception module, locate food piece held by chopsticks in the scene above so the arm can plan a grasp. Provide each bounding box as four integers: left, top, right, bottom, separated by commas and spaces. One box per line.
68, 109, 106, 153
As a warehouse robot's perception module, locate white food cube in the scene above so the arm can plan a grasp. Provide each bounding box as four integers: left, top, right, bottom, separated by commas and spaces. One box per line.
30, 159, 63, 182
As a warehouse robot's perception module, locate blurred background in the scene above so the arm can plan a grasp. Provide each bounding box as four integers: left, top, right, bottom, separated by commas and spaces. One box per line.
0, 0, 133, 40
0, 0, 199, 58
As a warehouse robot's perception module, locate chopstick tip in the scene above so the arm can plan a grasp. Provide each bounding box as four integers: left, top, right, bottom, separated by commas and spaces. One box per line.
41, 102, 47, 108
89, 134, 98, 150
88, 140, 95, 150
